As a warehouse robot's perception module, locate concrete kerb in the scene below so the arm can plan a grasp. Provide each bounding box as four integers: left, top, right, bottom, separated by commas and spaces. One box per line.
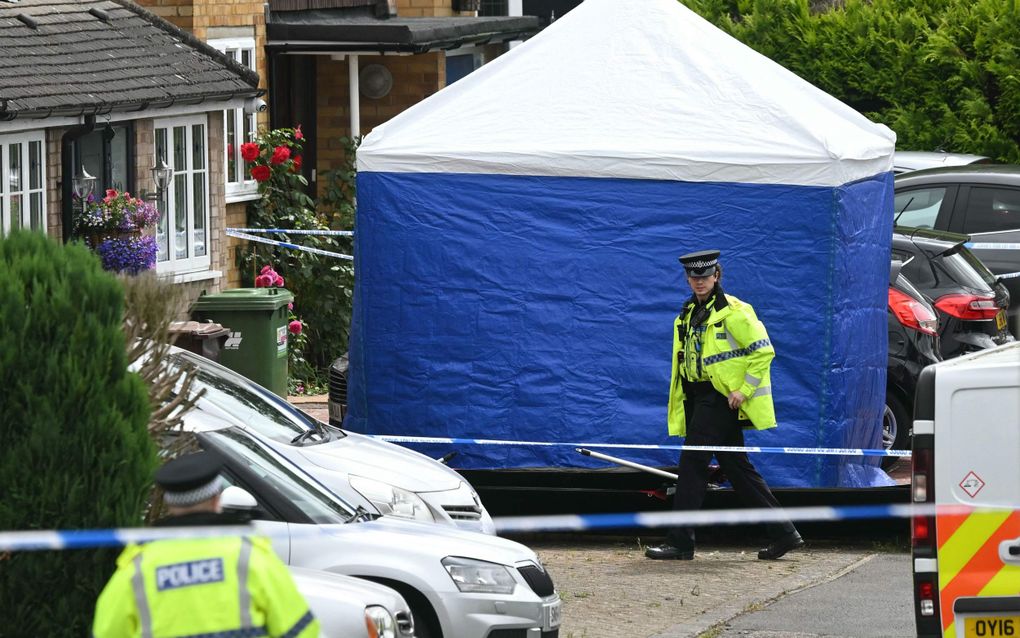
650, 553, 878, 638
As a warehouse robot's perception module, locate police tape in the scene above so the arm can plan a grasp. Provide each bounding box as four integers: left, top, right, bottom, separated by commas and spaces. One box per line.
226, 228, 354, 236
0, 503, 988, 552
225, 229, 353, 261
371, 434, 911, 457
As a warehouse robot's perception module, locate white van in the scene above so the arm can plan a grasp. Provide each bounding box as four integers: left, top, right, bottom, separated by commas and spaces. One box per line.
911, 341, 1020, 637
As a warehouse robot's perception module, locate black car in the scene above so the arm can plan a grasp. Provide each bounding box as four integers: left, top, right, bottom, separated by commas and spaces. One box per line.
892, 226, 1012, 359
894, 164, 1020, 336
884, 264, 941, 462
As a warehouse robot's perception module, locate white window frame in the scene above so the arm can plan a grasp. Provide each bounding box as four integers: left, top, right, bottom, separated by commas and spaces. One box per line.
154, 115, 211, 275
0, 131, 46, 236
210, 37, 259, 203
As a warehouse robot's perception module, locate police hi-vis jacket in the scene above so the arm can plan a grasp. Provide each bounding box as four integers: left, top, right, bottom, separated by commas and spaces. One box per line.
667, 292, 777, 437
92, 534, 319, 638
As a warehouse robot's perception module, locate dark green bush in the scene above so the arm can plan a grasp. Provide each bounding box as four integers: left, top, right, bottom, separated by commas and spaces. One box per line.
0, 230, 154, 634
684, 0, 1020, 162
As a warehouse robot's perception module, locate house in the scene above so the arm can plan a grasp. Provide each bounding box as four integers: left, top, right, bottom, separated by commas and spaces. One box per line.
131, 0, 539, 287
0, 0, 262, 304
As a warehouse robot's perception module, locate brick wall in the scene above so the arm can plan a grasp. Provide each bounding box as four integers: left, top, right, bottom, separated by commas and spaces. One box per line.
45, 129, 63, 240
315, 53, 445, 176
396, 0, 476, 17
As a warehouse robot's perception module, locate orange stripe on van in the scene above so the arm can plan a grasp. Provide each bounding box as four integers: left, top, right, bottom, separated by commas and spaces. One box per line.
939, 511, 1020, 633
938, 512, 971, 549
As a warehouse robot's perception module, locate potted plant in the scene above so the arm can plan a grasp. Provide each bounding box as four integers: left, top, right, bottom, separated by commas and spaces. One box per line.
75, 189, 160, 274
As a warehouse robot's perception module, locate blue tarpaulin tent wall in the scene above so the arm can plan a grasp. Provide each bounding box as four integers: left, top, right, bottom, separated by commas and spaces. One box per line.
349, 0, 897, 488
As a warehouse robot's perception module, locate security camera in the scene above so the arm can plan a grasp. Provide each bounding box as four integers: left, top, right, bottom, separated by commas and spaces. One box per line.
243, 97, 268, 114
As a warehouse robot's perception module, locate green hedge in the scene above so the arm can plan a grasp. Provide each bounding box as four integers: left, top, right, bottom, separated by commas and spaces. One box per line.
684, 0, 1020, 162
0, 231, 155, 634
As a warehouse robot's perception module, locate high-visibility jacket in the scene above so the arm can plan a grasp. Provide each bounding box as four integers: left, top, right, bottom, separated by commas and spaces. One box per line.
92, 534, 319, 638
667, 292, 777, 437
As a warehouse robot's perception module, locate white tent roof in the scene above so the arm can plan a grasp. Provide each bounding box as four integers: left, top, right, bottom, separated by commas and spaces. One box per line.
357, 0, 895, 187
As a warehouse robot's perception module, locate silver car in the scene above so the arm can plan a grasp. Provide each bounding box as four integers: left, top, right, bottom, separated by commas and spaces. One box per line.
169, 349, 496, 535
189, 425, 562, 638
292, 566, 415, 637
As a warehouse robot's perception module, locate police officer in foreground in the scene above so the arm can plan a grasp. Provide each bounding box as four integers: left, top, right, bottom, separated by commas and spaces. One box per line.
645, 250, 804, 561
93, 451, 320, 637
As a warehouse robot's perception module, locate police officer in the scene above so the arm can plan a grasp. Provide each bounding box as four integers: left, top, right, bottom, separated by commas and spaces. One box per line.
645, 250, 804, 561
92, 451, 320, 637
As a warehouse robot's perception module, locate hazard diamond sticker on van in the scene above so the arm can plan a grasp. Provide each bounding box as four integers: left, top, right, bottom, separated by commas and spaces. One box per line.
959, 471, 986, 498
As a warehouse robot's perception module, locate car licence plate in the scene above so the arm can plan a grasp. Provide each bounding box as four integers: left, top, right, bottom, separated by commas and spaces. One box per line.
964, 616, 1020, 637
543, 599, 562, 630
996, 310, 1008, 331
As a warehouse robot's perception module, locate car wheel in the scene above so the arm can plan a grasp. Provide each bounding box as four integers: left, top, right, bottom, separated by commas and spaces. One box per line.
362, 578, 441, 638
881, 391, 910, 470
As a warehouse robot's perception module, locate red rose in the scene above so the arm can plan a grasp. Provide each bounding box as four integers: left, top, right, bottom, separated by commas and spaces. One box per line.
291, 155, 303, 173
270, 145, 291, 165
240, 142, 260, 162
251, 165, 271, 182
294, 125, 303, 141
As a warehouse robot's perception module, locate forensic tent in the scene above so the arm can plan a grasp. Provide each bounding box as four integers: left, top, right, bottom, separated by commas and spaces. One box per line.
349, 0, 897, 488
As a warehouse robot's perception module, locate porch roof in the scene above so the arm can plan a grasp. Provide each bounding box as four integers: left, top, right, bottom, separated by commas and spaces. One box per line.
265, 12, 540, 53
0, 0, 262, 120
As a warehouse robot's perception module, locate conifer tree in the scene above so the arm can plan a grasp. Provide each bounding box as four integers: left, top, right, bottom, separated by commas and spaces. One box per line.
0, 230, 154, 634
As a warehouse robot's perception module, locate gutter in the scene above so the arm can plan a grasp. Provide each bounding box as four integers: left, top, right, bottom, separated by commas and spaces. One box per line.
60, 114, 96, 243
3, 90, 264, 122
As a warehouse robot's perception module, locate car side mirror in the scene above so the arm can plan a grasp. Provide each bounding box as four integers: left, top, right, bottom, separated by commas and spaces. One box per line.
221, 485, 259, 511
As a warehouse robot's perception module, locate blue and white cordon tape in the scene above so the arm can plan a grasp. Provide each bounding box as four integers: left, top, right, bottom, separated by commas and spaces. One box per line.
2, 503, 994, 553
371, 435, 911, 458
225, 228, 353, 261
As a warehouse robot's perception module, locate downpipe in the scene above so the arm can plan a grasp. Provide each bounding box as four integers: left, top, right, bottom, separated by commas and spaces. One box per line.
59, 114, 96, 242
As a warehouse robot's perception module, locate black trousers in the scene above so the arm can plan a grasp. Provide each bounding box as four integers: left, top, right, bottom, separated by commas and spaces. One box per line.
667, 383, 798, 551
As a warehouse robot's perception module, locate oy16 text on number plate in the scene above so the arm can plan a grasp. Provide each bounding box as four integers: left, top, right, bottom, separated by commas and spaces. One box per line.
965, 616, 1019, 637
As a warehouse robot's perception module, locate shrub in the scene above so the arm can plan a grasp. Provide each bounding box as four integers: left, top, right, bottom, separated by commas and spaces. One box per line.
238, 128, 355, 386
0, 230, 155, 634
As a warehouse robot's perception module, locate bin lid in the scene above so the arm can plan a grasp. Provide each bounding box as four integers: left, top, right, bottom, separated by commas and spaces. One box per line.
168, 320, 231, 338
190, 287, 295, 312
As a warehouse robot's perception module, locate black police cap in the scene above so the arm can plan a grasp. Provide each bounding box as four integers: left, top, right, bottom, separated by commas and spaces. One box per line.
155, 451, 223, 495
679, 249, 721, 277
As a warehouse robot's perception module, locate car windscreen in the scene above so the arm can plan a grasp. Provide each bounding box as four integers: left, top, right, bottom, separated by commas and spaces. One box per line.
171, 353, 328, 445
935, 249, 997, 293
206, 428, 353, 524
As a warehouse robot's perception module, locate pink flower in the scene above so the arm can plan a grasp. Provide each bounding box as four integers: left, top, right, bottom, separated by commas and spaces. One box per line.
240, 142, 260, 162
288, 302, 294, 311
294, 125, 303, 141
288, 320, 303, 335
261, 265, 274, 275
254, 274, 273, 288
270, 145, 291, 165
274, 275, 285, 287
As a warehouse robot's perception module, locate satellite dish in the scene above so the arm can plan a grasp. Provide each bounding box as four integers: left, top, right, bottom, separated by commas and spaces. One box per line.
359, 64, 393, 100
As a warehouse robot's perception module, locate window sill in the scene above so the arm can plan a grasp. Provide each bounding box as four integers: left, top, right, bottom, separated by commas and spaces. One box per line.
159, 269, 223, 284
226, 189, 260, 205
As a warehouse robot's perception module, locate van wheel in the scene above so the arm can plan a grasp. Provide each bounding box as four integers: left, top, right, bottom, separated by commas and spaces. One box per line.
881, 392, 910, 470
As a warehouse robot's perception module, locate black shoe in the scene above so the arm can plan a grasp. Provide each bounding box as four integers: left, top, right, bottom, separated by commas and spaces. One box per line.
757, 532, 805, 560
644, 543, 695, 560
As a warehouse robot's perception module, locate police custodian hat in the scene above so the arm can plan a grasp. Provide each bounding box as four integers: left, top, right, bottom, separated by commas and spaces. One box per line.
155, 451, 226, 507
679, 249, 721, 277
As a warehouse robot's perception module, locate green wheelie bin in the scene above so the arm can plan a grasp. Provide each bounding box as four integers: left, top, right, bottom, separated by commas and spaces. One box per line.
190, 287, 294, 396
